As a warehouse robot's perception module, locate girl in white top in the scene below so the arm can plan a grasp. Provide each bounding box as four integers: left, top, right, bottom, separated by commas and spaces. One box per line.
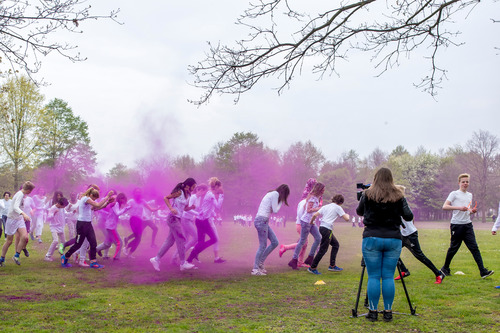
61, 186, 113, 268
251, 184, 290, 276
96, 193, 130, 260
150, 178, 197, 272
1, 191, 12, 239
45, 197, 69, 261
31, 188, 47, 243
65, 193, 78, 240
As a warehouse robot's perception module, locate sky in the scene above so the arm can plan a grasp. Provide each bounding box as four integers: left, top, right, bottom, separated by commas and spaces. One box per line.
37, 1, 500, 173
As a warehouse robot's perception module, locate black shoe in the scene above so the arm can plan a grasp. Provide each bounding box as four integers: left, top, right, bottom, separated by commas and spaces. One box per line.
22, 249, 29, 257
288, 258, 298, 270
481, 269, 494, 279
304, 255, 314, 266
383, 310, 393, 322
440, 266, 451, 276
366, 310, 378, 322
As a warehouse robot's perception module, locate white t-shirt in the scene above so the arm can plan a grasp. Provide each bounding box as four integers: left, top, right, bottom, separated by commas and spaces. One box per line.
300, 196, 320, 223
182, 194, 200, 221
128, 198, 145, 218
296, 199, 306, 225
0, 198, 11, 216
77, 196, 93, 222
169, 190, 189, 218
317, 203, 346, 230
22, 196, 34, 219
48, 205, 66, 233
256, 191, 281, 219
446, 190, 473, 225
400, 219, 418, 237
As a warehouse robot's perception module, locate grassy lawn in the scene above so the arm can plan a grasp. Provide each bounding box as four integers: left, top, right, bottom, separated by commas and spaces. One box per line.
0, 221, 498, 332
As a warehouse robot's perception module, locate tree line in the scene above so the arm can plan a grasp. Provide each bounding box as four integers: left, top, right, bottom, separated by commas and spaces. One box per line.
1, 76, 499, 222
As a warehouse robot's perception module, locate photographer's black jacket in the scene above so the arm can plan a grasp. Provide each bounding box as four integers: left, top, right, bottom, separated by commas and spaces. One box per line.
356, 194, 413, 239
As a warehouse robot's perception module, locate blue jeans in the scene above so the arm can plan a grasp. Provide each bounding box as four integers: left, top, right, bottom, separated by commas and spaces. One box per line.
293, 221, 321, 260
254, 216, 278, 269
362, 237, 402, 311
157, 215, 186, 262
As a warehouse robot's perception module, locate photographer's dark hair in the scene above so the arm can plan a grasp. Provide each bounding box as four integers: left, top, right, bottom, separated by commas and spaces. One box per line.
365, 167, 403, 203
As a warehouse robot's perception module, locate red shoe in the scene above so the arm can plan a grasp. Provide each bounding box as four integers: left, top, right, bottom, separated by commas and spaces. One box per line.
279, 245, 286, 258
435, 273, 445, 284
394, 271, 410, 280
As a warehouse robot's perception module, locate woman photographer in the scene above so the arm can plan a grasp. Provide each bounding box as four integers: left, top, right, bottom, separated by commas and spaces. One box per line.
356, 167, 413, 322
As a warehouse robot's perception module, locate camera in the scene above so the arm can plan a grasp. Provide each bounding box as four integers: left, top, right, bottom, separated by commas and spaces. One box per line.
356, 183, 371, 201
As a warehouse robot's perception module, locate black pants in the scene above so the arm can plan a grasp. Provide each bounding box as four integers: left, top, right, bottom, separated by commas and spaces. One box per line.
187, 219, 217, 262
127, 216, 144, 254
311, 226, 339, 269
443, 223, 485, 273
142, 219, 158, 245
397, 231, 440, 276
65, 221, 97, 260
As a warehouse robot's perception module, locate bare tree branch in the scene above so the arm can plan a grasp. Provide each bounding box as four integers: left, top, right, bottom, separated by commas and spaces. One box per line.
189, 0, 494, 105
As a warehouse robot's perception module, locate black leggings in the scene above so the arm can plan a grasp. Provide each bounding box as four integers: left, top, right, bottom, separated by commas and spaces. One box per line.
187, 219, 217, 262
65, 221, 97, 260
397, 231, 440, 276
443, 223, 485, 272
126, 216, 144, 254
311, 226, 340, 269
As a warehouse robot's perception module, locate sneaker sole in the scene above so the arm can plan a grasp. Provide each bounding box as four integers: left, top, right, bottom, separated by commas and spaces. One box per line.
482, 271, 494, 279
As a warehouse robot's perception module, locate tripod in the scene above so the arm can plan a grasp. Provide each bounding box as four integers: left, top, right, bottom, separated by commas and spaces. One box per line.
351, 258, 417, 318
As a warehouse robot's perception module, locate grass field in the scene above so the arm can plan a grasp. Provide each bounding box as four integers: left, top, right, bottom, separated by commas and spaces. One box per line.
0, 221, 498, 332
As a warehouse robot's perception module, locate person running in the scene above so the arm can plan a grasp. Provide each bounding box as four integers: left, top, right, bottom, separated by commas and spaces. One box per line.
186, 177, 224, 265
65, 193, 78, 240
17, 189, 34, 258
279, 178, 318, 267
288, 182, 325, 270
207, 177, 226, 264
142, 199, 159, 248
150, 178, 197, 272
307, 194, 350, 275
123, 188, 157, 257
0, 181, 35, 266
60, 186, 113, 268
31, 188, 47, 243
394, 186, 445, 284
96, 193, 130, 261
251, 184, 290, 276
440, 173, 494, 279
45, 197, 69, 261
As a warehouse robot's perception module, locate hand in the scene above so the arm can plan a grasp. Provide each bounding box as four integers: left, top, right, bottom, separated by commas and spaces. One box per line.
459, 206, 468, 212
170, 209, 178, 215
471, 208, 477, 214
22, 212, 31, 222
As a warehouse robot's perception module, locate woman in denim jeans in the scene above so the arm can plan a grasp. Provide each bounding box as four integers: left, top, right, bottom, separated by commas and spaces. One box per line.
356, 168, 413, 322
252, 184, 290, 276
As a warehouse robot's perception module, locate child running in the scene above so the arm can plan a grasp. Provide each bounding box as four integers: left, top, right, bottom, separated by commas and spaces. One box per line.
150, 178, 197, 272
0, 181, 35, 266
307, 194, 350, 275
60, 186, 113, 268
288, 182, 325, 270
45, 197, 69, 261
252, 184, 290, 276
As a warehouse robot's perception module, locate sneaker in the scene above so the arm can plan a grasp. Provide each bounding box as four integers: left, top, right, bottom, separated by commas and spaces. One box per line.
251, 268, 266, 276
495, 286, 500, 289
440, 267, 451, 276
0, 258, 4, 267
44, 256, 54, 262
288, 258, 298, 270
37, 238, 42, 243
481, 270, 494, 279
180, 261, 196, 271
395, 271, 410, 280
79, 260, 90, 267
61, 262, 72, 268
12, 256, 20, 265
258, 266, 267, 274
307, 267, 321, 275
123, 247, 130, 257
304, 255, 314, 266
279, 245, 286, 258
435, 273, 445, 284
150, 257, 160, 272
383, 310, 393, 322
22, 249, 29, 257
89, 261, 104, 269
297, 262, 310, 268
97, 250, 103, 257
61, 254, 68, 267
214, 257, 226, 264
366, 310, 378, 322
328, 265, 343, 272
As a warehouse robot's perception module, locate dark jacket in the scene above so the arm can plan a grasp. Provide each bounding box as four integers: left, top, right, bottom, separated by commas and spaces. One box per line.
356, 193, 413, 239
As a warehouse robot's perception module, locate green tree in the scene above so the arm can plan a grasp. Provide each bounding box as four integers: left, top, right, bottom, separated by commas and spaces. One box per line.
0, 75, 45, 189
38, 98, 93, 167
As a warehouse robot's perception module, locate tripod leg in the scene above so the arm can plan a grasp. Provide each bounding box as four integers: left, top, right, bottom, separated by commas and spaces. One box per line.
396, 263, 417, 315
352, 265, 366, 317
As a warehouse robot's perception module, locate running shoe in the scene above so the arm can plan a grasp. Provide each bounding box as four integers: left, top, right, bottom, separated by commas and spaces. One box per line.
251, 268, 266, 276
307, 267, 321, 275
258, 266, 267, 274
89, 262, 104, 269
58, 243, 65, 255
150, 257, 160, 271
0, 257, 4, 267
22, 249, 29, 257
44, 256, 54, 262
30, 233, 34, 241
440, 266, 451, 276
481, 270, 494, 279
12, 256, 20, 265
328, 265, 343, 272
394, 271, 410, 280
37, 238, 42, 244
79, 260, 90, 267
279, 244, 286, 257
214, 257, 226, 264
61, 254, 68, 267
435, 273, 445, 284
180, 261, 196, 271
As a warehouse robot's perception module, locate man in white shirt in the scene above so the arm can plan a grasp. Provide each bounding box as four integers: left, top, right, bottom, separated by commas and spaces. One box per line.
441, 173, 493, 279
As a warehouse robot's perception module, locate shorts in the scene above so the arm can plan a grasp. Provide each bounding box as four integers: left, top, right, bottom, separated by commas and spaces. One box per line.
5, 218, 27, 236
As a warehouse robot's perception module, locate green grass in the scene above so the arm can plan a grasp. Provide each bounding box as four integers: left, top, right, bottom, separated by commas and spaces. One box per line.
0, 222, 499, 332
